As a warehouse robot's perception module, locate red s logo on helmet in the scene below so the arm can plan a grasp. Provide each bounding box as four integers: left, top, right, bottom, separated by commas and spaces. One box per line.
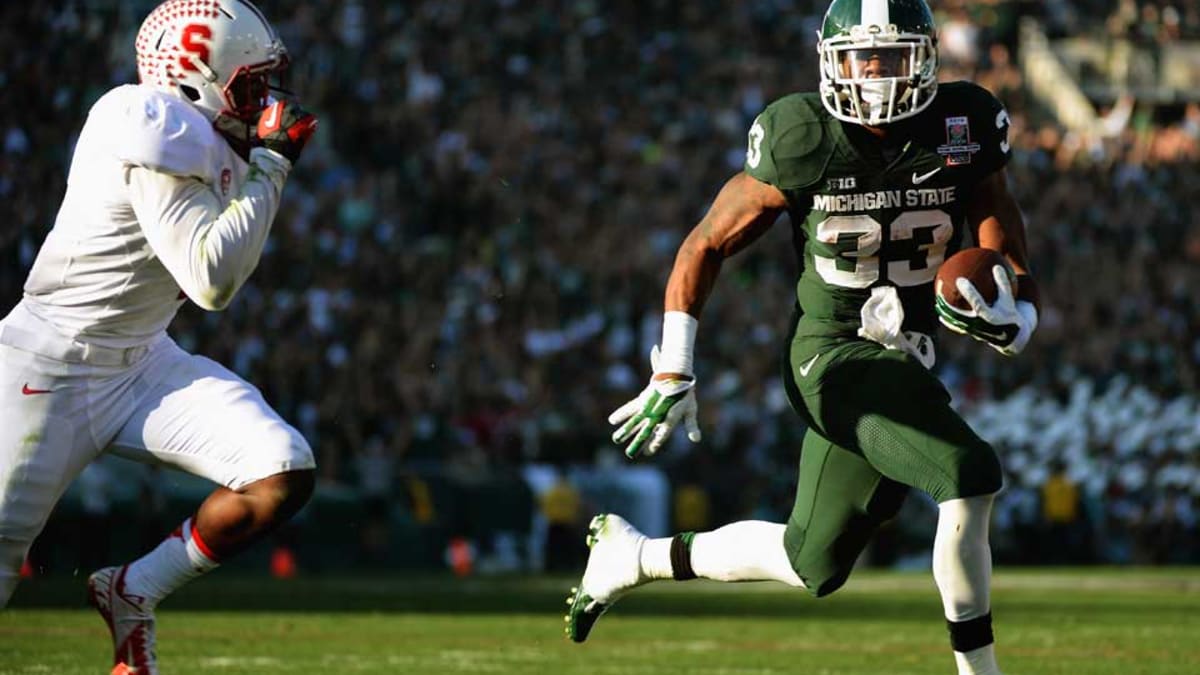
179, 24, 213, 72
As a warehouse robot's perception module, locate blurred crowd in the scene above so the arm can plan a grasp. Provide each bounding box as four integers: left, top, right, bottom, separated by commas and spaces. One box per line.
1036, 0, 1200, 40
1, 0, 1196, 567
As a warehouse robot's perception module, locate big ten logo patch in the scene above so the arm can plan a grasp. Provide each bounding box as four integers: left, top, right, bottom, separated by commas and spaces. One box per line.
826, 177, 857, 191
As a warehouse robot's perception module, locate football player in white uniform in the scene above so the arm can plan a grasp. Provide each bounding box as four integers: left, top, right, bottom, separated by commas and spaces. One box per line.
0, 1, 318, 672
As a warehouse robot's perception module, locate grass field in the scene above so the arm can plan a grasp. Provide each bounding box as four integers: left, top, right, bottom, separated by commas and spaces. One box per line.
2, 568, 1197, 674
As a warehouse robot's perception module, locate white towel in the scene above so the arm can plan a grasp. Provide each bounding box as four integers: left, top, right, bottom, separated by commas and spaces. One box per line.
857, 286, 936, 369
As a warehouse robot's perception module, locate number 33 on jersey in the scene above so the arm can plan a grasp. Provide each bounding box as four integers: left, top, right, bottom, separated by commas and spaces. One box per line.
744, 81, 1012, 339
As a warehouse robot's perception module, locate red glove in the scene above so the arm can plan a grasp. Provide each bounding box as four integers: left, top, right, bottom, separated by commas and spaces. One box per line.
256, 100, 318, 163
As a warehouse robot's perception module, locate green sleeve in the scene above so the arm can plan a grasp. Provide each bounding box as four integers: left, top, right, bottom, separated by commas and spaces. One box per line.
744, 109, 780, 186
970, 85, 1012, 175
743, 95, 830, 191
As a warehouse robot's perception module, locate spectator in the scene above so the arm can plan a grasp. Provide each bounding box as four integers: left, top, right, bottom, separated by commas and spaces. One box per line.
355, 436, 397, 565
1040, 460, 1088, 563
540, 470, 584, 572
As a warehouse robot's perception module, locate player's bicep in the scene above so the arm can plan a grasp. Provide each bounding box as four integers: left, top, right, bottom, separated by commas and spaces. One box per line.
966, 167, 1030, 276
694, 171, 788, 258
666, 172, 787, 316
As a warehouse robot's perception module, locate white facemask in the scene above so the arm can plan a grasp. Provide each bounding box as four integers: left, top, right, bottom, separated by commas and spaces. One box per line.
859, 80, 893, 124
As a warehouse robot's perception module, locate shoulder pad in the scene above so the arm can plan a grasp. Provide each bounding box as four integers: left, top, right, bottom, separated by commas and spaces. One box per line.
91, 85, 219, 179
938, 80, 1004, 109
745, 93, 834, 191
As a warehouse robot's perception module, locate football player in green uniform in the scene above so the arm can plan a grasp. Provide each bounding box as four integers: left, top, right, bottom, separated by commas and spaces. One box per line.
565, 1, 1040, 674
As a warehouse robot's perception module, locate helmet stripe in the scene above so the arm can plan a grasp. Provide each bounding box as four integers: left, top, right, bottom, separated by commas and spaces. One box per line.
861, 0, 891, 29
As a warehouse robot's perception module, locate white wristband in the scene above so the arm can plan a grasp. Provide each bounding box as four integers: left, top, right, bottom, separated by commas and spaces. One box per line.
656, 311, 698, 376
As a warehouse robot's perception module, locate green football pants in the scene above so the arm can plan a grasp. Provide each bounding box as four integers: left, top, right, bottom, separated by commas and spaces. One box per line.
782, 337, 1002, 596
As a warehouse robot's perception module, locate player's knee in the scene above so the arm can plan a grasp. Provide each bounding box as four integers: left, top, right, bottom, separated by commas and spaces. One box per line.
238, 469, 314, 530
783, 522, 854, 599
793, 559, 851, 598
253, 424, 315, 490
274, 424, 315, 469
279, 469, 315, 511
933, 443, 1002, 503
956, 444, 1003, 499
809, 570, 851, 598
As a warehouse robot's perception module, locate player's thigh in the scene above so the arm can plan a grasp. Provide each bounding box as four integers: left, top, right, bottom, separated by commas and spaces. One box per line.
108, 342, 314, 490
823, 346, 1002, 503
784, 430, 909, 598
0, 344, 100, 598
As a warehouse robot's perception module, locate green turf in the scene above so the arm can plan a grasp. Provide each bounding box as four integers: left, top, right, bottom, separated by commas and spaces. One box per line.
2, 568, 1197, 674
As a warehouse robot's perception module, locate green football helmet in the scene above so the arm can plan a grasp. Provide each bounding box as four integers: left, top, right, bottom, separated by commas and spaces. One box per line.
817, 0, 939, 126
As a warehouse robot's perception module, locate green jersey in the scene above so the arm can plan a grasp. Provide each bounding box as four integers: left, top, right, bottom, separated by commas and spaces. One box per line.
745, 81, 1012, 339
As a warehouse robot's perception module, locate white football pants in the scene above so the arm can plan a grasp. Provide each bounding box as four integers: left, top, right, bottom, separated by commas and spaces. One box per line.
0, 302, 314, 606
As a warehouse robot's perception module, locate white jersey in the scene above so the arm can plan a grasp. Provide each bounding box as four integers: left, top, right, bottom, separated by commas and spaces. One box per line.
21, 84, 290, 349
0, 90, 313, 610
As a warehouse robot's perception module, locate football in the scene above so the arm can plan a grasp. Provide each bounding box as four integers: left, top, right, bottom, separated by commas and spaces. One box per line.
935, 247, 1016, 310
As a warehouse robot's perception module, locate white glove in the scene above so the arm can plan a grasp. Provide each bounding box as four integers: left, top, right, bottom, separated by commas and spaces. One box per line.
936, 264, 1037, 356
607, 345, 702, 458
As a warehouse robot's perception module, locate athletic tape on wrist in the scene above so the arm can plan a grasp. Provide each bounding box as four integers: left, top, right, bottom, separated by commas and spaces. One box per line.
657, 311, 697, 376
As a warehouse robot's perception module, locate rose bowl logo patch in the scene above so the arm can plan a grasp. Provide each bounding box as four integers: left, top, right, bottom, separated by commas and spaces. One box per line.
936, 116, 981, 166
220, 168, 232, 196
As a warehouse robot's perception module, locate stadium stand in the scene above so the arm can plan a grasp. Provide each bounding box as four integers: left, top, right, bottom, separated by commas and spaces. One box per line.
2, 1, 1196, 571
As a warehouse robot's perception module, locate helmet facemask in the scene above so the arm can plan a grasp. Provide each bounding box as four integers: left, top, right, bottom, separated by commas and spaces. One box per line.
819, 24, 938, 126
221, 53, 290, 122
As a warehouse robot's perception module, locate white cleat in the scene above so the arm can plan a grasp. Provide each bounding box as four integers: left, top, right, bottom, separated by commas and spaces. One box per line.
564, 513, 650, 643
88, 565, 159, 675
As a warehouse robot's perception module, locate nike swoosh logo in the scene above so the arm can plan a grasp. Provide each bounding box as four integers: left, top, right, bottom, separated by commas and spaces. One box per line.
912, 167, 942, 184
21, 383, 52, 396
972, 325, 1020, 344
799, 353, 821, 377
261, 103, 281, 131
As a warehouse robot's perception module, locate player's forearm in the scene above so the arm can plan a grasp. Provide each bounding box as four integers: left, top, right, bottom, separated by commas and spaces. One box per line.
664, 230, 724, 318
130, 149, 290, 310
654, 240, 719, 378
970, 169, 1040, 311
976, 216, 1030, 273
999, 233, 1040, 310
187, 150, 290, 309
976, 216, 1040, 310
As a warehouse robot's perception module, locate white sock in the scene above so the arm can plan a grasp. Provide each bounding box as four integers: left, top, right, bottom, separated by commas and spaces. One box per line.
639, 521, 805, 587
954, 644, 1001, 675
934, 496, 1001, 675
638, 537, 674, 579
123, 518, 220, 608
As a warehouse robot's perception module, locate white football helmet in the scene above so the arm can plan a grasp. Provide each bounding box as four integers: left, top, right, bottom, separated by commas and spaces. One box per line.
135, 0, 288, 122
